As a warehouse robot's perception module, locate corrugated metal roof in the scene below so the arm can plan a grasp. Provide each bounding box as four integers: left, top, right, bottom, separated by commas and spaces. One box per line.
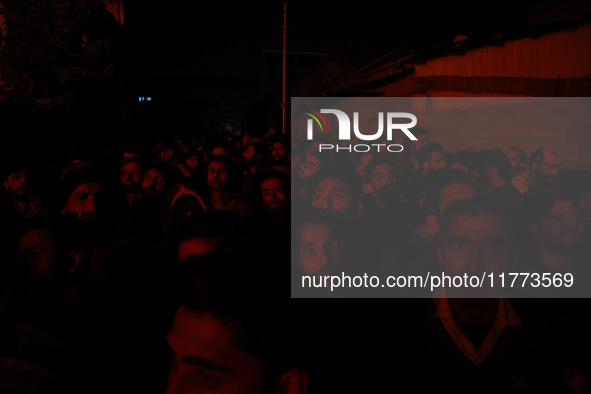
323, 15, 591, 96
285, 54, 355, 97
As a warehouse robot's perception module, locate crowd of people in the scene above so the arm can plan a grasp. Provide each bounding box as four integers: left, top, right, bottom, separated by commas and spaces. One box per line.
0, 122, 590, 393
291, 126, 591, 392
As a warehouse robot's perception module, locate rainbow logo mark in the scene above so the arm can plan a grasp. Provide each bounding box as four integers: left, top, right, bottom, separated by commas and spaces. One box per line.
304, 108, 328, 135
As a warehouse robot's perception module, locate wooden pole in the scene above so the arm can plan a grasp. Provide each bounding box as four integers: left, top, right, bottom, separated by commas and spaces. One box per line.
282, 2, 287, 134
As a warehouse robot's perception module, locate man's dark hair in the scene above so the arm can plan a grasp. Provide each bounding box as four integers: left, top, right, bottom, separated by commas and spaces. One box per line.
268, 135, 288, 148
171, 251, 308, 380
438, 196, 517, 244
480, 148, 511, 180
208, 154, 232, 169
209, 139, 236, 158
419, 169, 476, 217
525, 182, 582, 222
260, 169, 289, 191
120, 157, 145, 170
2, 156, 29, 180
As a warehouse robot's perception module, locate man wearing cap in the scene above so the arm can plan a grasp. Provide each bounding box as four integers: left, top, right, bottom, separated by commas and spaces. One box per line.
59, 161, 106, 224
524, 148, 567, 193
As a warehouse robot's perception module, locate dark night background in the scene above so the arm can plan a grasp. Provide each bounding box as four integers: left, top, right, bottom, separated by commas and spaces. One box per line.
125, 0, 585, 131
1, 0, 583, 149
0, 2, 590, 393
135, 0, 528, 76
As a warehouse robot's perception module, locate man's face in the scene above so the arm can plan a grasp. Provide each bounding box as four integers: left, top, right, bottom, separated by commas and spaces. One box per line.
429, 151, 447, 172
312, 177, 355, 218
143, 168, 167, 197
261, 177, 286, 212
120, 162, 144, 193
439, 214, 516, 292
166, 306, 268, 394
535, 161, 560, 183
270, 142, 287, 165
298, 155, 320, 181
298, 222, 340, 276
18, 228, 63, 287
4, 168, 29, 200
186, 155, 200, 169
354, 154, 373, 180
241, 146, 256, 164
370, 163, 396, 196
438, 183, 477, 218
207, 161, 229, 191
507, 150, 525, 176
64, 182, 104, 223
176, 138, 191, 155
534, 200, 584, 253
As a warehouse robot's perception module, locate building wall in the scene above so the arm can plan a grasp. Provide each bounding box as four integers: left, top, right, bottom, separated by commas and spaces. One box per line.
368, 23, 591, 167
414, 23, 591, 79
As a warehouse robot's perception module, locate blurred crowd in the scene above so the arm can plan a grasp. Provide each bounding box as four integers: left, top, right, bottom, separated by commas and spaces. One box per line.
0, 124, 590, 393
